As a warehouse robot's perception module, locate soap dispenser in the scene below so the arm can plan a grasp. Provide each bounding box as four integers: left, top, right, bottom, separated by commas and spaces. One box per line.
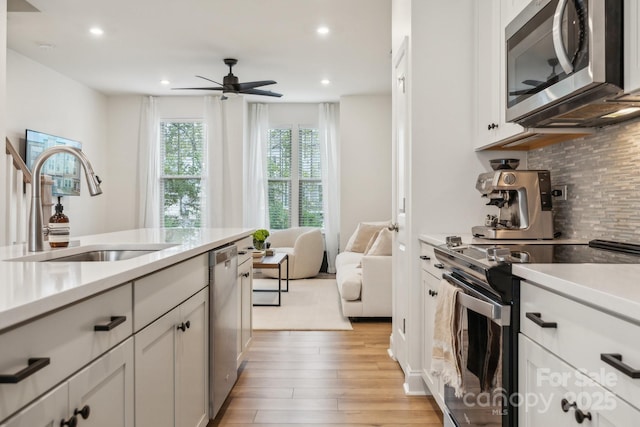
48, 197, 70, 248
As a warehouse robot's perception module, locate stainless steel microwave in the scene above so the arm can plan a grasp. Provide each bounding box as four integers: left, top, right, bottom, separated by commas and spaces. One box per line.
505, 0, 630, 128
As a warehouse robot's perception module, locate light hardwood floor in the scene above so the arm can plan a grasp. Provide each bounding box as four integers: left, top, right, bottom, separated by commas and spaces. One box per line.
209, 321, 443, 426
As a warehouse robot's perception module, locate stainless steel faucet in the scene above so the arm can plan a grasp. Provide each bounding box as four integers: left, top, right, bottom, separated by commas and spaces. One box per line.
29, 146, 103, 252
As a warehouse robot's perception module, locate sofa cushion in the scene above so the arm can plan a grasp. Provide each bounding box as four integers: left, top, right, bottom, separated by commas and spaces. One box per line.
335, 251, 363, 269
365, 228, 393, 256
339, 273, 362, 301
344, 221, 390, 253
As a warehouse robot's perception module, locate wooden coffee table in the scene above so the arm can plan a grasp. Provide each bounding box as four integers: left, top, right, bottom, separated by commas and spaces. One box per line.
252, 253, 289, 306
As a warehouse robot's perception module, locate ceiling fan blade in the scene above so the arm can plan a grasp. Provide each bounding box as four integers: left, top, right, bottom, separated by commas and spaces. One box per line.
196, 75, 223, 86
236, 80, 277, 90
522, 79, 544, 87
240, 88, 283, 97
172, 87, 224, 91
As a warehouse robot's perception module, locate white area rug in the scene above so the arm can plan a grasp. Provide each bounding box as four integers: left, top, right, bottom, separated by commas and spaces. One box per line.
252, 278, 352, 330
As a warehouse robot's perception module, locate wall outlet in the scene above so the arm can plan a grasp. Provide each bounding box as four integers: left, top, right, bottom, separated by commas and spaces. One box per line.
552, 185, 568, 201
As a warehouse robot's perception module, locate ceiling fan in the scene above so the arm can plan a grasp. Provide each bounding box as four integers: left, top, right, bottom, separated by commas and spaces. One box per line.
173, 58, 282, 99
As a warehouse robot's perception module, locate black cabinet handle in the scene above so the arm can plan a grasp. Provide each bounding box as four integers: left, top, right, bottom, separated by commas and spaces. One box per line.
574, 408, 592, 424
238, 251, 247, 255
74, 405, 91, 420
526, 312, 557, 328
561, 398, 576, 412
60, 415, 77, 427
434, 263, 444, 269
419, 255, 431, 260
428, 289, 438, 297
177, 321, 191, 332
240, 272, 250, 278
601, 353, 640, 378
94, 316, 127, 331
0, 357, 50, 384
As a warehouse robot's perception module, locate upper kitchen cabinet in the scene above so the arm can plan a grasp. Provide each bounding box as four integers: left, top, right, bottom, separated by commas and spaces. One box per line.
473, 0, 524, 150
625, 0, 640, 94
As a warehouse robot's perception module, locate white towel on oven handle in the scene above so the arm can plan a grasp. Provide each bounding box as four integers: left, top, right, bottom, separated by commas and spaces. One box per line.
430, 278, 465, 397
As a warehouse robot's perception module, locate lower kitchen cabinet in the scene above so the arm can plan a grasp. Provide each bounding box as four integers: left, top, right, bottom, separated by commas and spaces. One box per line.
1, 338, 134, 427
519, 334, 640, 426
419, 241, 445, 407
237, 254, 253, 365
134, 288, 209, 427
421, 268, 444, 406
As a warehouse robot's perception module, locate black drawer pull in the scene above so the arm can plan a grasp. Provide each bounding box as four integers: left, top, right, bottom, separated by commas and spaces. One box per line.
0, 357, 50, 383
238, 251, 247, 255
419, 255, 431, 260
94, 316, 127, 331
74, 405, 91, 420
601, 353, 640, 378
526, 312, 557, 328
177, 321, 191, 332
434, 263, 444, 269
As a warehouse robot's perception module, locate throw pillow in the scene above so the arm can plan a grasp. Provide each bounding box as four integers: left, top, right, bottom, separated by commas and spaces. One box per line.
363, 230, 381, 254
365, 227, 393, 256
344, 221, 389, 253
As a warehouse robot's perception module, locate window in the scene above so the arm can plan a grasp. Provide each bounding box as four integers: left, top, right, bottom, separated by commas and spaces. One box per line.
267, 126, 323, 229
159, 120, 204, 227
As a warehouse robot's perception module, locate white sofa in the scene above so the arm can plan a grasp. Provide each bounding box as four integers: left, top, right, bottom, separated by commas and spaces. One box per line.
335, 222, 393, 318
335, 251, 392, 318
260, 227, 324, 279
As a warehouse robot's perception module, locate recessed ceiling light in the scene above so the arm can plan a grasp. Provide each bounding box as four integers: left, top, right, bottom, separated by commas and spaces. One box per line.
160, 80, 171, 86
321, 79, 331, 85
89, 27, 104, 36
317, 26, 330, 35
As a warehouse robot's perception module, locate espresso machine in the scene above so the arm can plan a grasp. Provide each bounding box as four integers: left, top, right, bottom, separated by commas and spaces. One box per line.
472, 159, 554, 239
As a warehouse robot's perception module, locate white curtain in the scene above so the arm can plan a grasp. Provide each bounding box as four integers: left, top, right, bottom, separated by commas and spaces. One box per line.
319, 103, 340, 273
203, 96, 228, 228
244, 103, 270, 228
136, 96, 160, 228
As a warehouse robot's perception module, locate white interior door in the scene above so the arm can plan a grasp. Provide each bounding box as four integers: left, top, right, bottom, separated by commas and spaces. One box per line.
391, 37, 410, 370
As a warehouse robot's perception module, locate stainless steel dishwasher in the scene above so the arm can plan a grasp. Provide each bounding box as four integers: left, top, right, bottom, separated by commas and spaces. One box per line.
209, 244, 238, 418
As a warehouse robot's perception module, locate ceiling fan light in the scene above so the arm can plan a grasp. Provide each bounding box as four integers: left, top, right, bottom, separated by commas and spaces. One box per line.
321, 79, 331, 85
160, 79, 170, 85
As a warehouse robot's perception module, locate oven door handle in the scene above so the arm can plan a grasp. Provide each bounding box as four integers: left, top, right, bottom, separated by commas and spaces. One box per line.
443, 272, 510, 326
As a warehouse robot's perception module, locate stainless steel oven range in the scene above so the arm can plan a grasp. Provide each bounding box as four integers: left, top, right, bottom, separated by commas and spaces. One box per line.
433, 238, 640, 427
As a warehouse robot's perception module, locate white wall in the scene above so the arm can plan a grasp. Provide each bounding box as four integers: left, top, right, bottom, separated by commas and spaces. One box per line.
339, 95, 392, 248
6, 49, 109, 239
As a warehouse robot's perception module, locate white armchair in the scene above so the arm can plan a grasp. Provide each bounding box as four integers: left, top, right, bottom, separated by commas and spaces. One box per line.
260, 227, 324, 279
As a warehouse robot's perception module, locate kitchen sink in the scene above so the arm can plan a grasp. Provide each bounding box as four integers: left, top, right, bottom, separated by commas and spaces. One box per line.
45, 249, 158, 262
7, 243, 178, 262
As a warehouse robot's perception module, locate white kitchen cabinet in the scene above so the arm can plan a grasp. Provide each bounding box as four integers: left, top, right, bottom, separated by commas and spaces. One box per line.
520, 281, 640, 426
237, 254, 253, 365
419, 241, 445, 407
624, 0, 640, 94
474, 0, 523, 150
134, 288, 209, 427
68, 337, 134, 427
0, 384, 68, 427
520, 335, 640, 427
0, 283, 132, 423
1, 338, 134, 427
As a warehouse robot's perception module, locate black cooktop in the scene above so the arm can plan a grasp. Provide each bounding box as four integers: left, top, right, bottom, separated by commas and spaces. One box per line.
457, 240, 640, 264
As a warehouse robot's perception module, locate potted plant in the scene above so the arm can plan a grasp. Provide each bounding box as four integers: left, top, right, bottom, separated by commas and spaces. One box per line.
252, 229, 269, 251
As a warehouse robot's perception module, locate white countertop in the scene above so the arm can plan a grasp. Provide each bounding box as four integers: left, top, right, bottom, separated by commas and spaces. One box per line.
0, 228, 253, 332
419, 233, 640, 325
